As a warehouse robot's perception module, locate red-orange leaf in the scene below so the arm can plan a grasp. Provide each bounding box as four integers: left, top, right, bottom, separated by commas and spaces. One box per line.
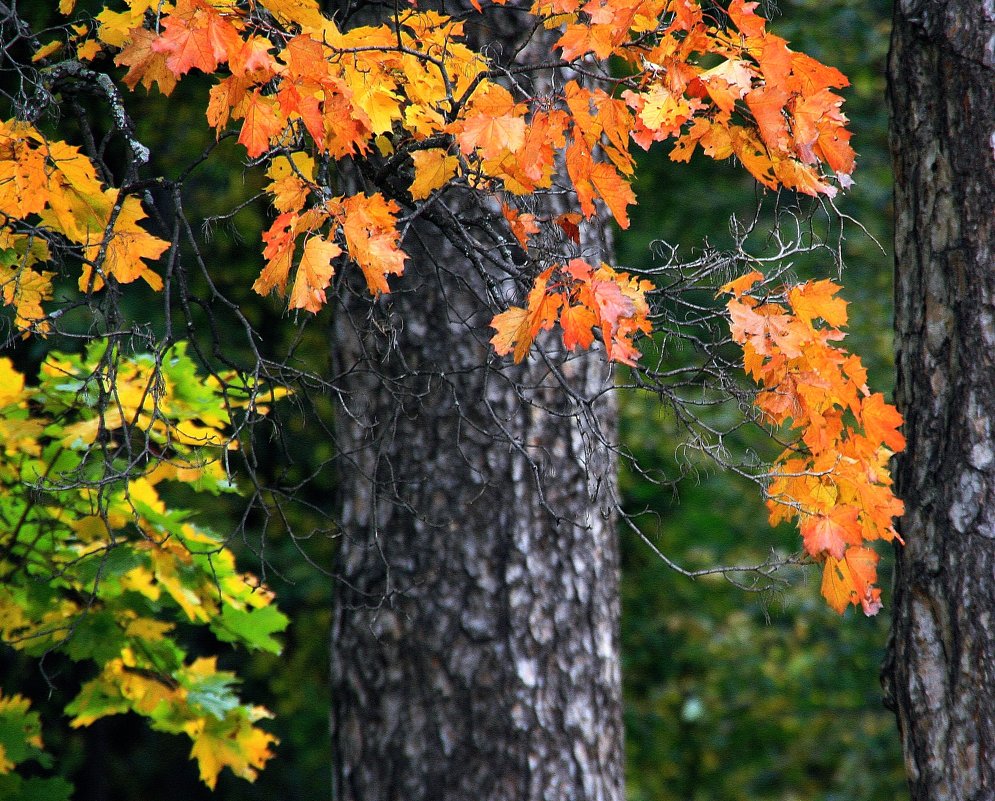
237, 91, 284, 158
337, 193, 407, 295
800, 506, 860, 560
589, 162, 636, 229
560, 303, 597, 350
116, 27, 177, 95
152, 0, 241, 77
845, 545, 882, 615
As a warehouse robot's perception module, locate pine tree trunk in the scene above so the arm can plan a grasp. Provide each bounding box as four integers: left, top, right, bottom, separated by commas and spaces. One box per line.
327, 7, 625, 800
885, 2, 995, 799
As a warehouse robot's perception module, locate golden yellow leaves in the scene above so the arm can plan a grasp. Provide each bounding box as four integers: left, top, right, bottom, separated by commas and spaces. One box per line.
722, 272, 905, 615
253, 192, 406, 309
186, 696, 278, 789
78, 195, 170, 291
71, 654, 279, 790
0, 120, 169, 334
410, 149, 458, 200
0, 255, 53, 333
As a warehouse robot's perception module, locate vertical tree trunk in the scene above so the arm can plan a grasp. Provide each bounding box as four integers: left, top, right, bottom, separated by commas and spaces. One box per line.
329, 240, 622, 801
885, 2, 995, 799
327, 7, 625, 800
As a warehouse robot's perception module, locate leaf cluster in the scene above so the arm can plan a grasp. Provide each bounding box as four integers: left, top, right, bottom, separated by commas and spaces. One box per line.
0, 342, 287, 791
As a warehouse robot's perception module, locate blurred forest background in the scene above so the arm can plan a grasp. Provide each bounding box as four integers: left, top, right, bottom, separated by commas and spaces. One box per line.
2, 0, 905, 798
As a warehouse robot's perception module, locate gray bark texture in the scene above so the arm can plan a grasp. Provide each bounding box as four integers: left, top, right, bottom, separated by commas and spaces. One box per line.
326, 5, 625, 800
884, 1, 995, 799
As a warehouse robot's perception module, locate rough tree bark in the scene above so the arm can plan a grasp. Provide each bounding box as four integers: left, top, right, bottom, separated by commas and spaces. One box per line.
884, 2, 995, 799
327, 5, 625, 800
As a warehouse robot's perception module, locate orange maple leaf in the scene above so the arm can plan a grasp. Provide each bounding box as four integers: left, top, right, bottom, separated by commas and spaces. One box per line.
456, 85, 528, 161
237, 91, 285, 158
800, 506, 861, 560
788, 279, 848, 328
560, 303, 598, 350
589, 162, 636, 229
860, 393, 906, 453
254, 212, 299, 297
338, 193, 407, 295
490, 268, 563, 363
115, 28, 178, 95
719, 269, 763, 298
289, 235, 341, 313
152, 0, 242, 77
725, 275, 904, 615
500, 204, 540, 248
556, 22, 614, 60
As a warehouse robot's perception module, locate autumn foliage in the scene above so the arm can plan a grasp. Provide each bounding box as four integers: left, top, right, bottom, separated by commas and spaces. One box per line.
0, 0, 903, 792
8, 0, 859, 332
722, 272, 905, 614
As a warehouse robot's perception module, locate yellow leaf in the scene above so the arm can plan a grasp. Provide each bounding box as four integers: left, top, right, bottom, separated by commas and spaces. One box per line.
0, 264, 54, 334
261, 0, 330, 34
124, 615, 172, 640
266, 151, 315, 182
77, 39, 102, 62
821, 556, 855, 614
265, 152, 314, 212
543, 11, 578, 28
187, 712, 278, 790
31, 40, 63, 62
409, 148, 457, 200
350, 81, 402, 136
96, 8, 148, 48
59, 409, 124, 448
0, 418, 43, 458
639, 84, 693, 134
79, 193, 169, 292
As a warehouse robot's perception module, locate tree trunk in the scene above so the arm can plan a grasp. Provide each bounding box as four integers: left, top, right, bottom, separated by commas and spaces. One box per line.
885, 2, 995, 799
327, 7, 625, 800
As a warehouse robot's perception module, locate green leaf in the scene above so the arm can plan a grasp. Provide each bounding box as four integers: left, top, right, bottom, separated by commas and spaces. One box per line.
0, 696, 46, 767
0, 775, 73, 801
186, 672, 242, 720
63, 610, 127, 663
213, 604, 289, 654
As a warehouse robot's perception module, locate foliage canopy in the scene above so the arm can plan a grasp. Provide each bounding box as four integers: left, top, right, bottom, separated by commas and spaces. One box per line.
0, 0, 904, 793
